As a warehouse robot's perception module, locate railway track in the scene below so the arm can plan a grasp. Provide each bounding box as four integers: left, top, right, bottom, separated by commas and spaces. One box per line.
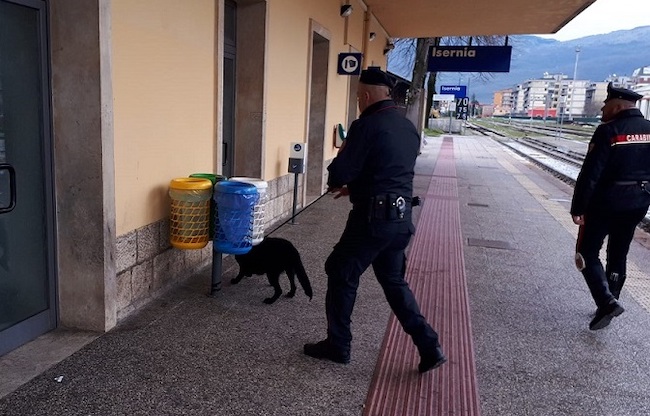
464, 122, 506, 137
516, 136, 584, 167
463, 123, 650, 228
493, 119, 594, 139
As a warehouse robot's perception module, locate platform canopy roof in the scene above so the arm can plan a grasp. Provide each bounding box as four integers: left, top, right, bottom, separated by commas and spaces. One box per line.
363, 0, 596, 38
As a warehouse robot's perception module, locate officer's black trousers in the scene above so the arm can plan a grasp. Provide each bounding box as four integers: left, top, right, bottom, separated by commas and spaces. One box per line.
324, 209, 439, 355
577, 207, 648, 307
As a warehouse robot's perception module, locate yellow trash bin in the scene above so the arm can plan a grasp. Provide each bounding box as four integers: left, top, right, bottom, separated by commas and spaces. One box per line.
169, 177, 213, 249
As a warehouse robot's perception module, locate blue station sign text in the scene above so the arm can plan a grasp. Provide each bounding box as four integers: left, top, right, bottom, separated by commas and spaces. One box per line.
440, 85, 467, 99
427, 46, 512, 73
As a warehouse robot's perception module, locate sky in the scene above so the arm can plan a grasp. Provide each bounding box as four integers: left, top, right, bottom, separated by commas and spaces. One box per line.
535, 0, 649, 41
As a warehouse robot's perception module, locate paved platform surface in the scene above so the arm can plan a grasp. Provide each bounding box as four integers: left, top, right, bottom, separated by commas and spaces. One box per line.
364, 137, 480, 416
2, 134, 650, 415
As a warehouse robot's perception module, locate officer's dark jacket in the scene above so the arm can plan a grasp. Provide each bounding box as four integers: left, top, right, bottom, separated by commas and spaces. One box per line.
327, 99, 419, 206
571, 108, 650, 215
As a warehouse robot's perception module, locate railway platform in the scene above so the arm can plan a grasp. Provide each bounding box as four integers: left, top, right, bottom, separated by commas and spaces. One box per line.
1, 134, 650, 415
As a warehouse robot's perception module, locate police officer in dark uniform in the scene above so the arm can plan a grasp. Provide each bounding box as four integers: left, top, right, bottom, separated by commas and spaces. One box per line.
303, 67, 446, 373
571, 82, 650, 330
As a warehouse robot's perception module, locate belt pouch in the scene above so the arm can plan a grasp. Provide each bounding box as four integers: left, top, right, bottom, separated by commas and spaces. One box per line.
642, 182, 650, 196
370, 195, 387, 221
372, 195, 387, 220
387, 194, 399, 220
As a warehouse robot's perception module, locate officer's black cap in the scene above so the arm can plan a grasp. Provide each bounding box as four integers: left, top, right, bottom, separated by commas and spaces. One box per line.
359, 66, 395, 89
605, 82, 642, 103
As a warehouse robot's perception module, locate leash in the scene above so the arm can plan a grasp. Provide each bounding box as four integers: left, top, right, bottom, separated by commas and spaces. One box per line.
265, 191, 332, 236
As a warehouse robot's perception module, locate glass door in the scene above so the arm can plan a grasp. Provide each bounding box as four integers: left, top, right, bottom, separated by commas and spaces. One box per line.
0, 0, 56, 356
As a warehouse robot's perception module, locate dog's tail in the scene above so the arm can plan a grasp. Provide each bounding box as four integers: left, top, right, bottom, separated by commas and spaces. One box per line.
294, 255, 313, 300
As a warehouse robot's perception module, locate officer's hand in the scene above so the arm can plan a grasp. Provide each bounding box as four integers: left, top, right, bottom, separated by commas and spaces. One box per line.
329, 187, 349, 199
572, 215, 584, 225
337, 140, 347, 155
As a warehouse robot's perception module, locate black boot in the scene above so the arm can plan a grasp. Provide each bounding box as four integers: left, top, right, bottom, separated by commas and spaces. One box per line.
589, 299, 624, 330
304, 339, 350, 364
418, 346, 447, 373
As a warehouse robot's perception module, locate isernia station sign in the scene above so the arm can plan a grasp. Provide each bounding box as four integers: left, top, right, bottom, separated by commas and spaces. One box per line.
427, 46, 512, 72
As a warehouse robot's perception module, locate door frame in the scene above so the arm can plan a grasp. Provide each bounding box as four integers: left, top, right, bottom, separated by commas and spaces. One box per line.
0, 0, 58, 356
304, 19, 331, 203
222, 0, 236, 178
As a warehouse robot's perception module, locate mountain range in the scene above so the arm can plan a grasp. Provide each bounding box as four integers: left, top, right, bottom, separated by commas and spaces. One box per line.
387, 26, 650, 104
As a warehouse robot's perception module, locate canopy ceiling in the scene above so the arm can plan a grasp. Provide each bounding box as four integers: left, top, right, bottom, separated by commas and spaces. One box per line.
364, 0, 596, 38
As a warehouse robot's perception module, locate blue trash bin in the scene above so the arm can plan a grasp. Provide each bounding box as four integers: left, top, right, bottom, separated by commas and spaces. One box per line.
214, 181, 258, 254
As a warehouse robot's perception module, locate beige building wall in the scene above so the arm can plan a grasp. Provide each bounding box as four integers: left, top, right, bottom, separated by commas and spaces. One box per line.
111, 0, 391, 232
266, 0, 343, 180
264, 0, 389, 181
112, 0, 217, 236
51, 0, 391, 329
363, 13, 391, 69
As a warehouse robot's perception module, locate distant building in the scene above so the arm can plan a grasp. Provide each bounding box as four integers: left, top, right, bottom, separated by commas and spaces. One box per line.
581, 71, 650, 117
492, 88, 513, 116
584, 82, 608, 116
505, 73, 588, 119
629, 66, 650, 120
481, 104, 495, 117
494, 67, 650, 119
631, 65, 650, 85
605, 74, 634, 89
635, 84, 650, 120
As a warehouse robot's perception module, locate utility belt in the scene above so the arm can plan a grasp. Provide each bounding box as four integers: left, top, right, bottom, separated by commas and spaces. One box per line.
354, 194, 411, 222
612, 180, 650, 195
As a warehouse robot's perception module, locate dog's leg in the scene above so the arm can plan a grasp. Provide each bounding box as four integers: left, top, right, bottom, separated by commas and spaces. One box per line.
285, 268, 297, 298
294, 255, 313, 300
263, 272, 282, 304
231, 272, 244, 284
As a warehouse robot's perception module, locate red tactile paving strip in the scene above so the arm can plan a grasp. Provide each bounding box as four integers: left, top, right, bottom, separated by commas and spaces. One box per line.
363, 137, 481, 416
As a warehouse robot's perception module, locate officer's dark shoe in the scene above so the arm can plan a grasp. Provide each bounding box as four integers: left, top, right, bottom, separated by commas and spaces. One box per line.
304, 339, 350, 364
589, 300, 624, 331
418, 346, 447, 373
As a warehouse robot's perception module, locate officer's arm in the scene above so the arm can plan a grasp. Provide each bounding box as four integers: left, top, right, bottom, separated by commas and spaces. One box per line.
327, 123, 370, 188
570, 125, 611, 215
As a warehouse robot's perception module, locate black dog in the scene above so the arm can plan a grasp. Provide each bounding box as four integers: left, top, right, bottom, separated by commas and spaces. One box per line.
232, 237, 313, 304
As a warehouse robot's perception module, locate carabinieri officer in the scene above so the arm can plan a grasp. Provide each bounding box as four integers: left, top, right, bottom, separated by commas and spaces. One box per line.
571, 82, 650, 330
304, 67, 446, 373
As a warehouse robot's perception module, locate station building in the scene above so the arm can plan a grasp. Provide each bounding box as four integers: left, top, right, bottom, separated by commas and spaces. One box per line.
0, 0, 597, 356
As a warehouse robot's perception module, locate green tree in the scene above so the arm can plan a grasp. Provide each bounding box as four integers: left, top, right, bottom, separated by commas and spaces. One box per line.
470, 93, 480, 117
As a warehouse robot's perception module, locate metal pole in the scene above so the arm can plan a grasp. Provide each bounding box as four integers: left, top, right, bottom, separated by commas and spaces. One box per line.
569, 47, 580, 121
508, 91, 513, 124
544, 92, 550, 124
209, 185, 221, 297
210, 250, 222, 296
557, 96, 565, 138
467, 77, 471, 117
291, 172, 299, 224
528, 88, 533, 126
